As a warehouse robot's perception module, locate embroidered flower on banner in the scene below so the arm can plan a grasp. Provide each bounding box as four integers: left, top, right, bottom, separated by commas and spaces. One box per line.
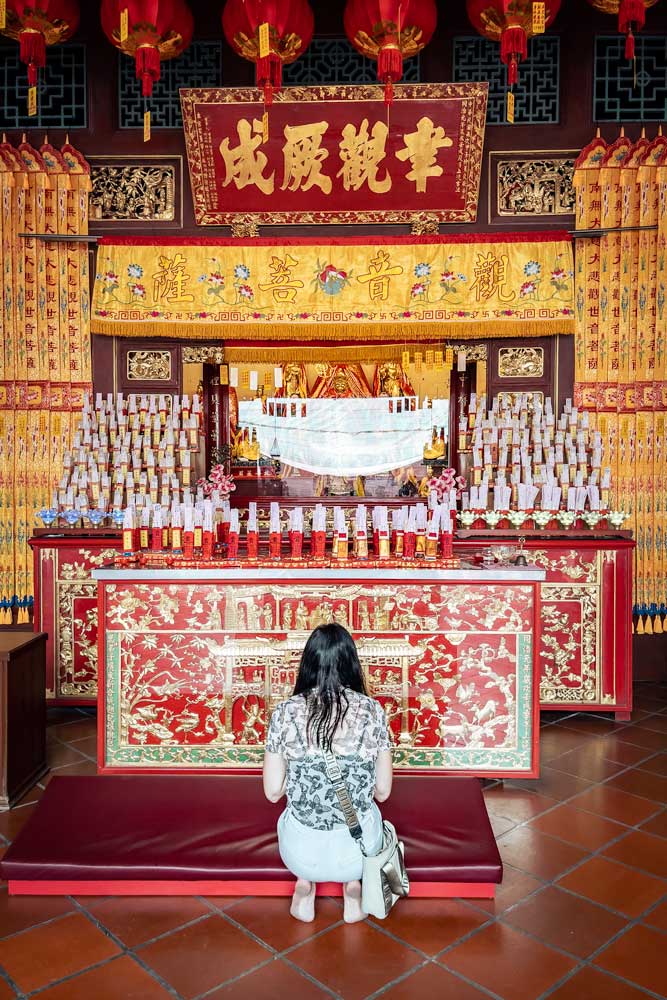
411, 281, 427, 298
524, 261, 541, 276
234, 264, 251, 281
127, 264, 143, 279
316, 263, 349, 296
414, 262, 431, 278
520, 280, 537, 297
130, 283, 146, 298
238, 284, 254, 300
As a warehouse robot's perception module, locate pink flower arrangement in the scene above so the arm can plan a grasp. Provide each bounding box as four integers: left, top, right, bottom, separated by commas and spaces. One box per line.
197, 465, 236, 499
427, 468, 466, 503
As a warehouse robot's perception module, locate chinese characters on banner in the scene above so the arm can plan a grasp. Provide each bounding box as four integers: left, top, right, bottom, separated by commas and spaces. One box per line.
180, 84, 488, 225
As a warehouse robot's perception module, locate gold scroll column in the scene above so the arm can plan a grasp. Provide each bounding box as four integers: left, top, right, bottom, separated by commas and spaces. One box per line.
0, 138, 91, 616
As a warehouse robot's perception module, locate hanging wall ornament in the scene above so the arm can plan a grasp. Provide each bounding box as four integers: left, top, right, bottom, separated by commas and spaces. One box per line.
586, 0, 658, 60
466, 0, 560, 88
1, 0, 79, 88
222, 0, 314, 107
100, 0, 194, 99
343, 0, 437, 104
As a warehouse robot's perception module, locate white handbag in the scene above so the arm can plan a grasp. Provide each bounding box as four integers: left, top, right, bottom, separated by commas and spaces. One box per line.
323, 751, 409, 919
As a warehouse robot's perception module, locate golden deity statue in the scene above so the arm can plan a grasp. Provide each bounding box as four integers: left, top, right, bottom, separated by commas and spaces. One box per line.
373, 361, 414, 398
423, 426, 445, 460
312, 363, 371, 398
235, 427, 261, 461
278, 362, 308, 398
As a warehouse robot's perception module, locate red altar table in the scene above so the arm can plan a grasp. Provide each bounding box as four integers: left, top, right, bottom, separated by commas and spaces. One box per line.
30, 531, 633, 719
94, 564, 543, 778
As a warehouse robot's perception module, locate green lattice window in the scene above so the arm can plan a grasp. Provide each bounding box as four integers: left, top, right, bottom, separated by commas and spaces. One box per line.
453, 35, 560, 125
0, 43, 87, 130
119, 41, 223, 129
593, 35, 667, 122
283, 37, 420, 85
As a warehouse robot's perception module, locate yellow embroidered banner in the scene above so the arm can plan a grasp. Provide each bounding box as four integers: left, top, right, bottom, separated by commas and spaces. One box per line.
92, 233, 574, 341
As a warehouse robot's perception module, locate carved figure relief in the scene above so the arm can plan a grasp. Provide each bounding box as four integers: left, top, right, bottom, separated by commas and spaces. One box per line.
497, 157, 575, 216
498, 346, 544, 378
90, 164, 176, 222
127, 350, 172, 381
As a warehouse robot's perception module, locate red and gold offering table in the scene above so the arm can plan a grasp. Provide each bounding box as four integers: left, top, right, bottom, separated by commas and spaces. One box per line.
94, 564, 544, 778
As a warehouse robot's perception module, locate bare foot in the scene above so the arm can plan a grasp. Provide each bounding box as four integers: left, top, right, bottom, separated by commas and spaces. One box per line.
343, 880, 366, 923
290, 879, 316, 922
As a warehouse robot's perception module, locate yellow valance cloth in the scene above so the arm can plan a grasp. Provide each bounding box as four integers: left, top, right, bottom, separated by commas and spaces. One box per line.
92, 233, 574, 341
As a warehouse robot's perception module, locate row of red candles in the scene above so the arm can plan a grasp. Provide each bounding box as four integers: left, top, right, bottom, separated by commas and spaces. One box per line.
121, 522, 455, 562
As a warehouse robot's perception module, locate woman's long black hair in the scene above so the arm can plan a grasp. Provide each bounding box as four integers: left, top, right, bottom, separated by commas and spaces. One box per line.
293, 623, 367, 752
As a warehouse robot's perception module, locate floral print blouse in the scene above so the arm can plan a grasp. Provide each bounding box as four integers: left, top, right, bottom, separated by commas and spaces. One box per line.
266, 690, 392, 831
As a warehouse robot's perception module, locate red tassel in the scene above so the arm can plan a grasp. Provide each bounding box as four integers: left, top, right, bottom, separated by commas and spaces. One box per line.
27, 63, 38, 86
378, 45, 403, 86
384, 79, 393, 105
508, 55, 518, 86
256, 53, 282, 98
619, 0, 646, 33
500, 25, 527, 64
625, 29, 635, 60
19, 30, 46, 72
263, 80, 273, 106
135, 46, 160, 98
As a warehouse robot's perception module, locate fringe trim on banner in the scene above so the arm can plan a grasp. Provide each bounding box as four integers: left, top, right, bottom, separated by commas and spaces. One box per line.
92, 318, 574, 341
223, 342, 448, 363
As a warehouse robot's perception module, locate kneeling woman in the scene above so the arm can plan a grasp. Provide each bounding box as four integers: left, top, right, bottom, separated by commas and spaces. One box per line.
263, 623, 393, 923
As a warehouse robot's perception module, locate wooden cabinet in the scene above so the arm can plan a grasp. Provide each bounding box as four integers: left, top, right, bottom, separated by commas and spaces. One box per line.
0, 632, 47, 809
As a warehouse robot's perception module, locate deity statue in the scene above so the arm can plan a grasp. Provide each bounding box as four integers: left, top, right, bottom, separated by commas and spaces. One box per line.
295, 600, 309, 630
373, 361, 414, 398
423, 426, 445, 460
282, 605, 294, 630
259, 603, 274, 629
277, 362, 308, 398
235, 427, 261, 461
311, 363, 372, 398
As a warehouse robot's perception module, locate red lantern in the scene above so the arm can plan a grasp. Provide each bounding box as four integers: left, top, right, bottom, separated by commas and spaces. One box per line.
466, 0, 560, 86
343, 0, 437, 104
586, 0, 658, 60
222, 0, 314, 106
100, 0, 194, 98
1, 0, 79, 86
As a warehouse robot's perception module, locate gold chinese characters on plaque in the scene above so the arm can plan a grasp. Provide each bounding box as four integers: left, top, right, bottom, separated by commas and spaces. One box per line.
180, 84, 488, 226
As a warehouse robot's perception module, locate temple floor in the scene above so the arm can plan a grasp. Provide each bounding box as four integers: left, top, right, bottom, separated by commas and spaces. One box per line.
0, 685, 666, 1000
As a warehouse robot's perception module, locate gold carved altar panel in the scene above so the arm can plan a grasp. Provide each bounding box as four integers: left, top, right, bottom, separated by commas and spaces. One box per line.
101, 578, 536, 774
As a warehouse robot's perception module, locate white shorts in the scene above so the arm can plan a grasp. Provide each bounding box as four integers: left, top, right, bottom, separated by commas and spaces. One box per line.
277, 803, 383, 883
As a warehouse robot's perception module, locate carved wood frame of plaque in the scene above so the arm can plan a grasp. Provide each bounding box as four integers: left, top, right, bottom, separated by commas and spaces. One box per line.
487, 150, 577, 226
88, 155, 184, 230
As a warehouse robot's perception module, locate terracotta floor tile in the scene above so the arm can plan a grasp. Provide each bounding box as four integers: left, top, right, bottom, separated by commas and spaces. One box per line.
46, 759, 98, 779
640, 809, 667, 838
380, 962, 489, 999
0, 978, 16, 1000
528, 804, 627, 851
594, 925, 667, 996
633, 714, 667, 734
540, 728, 595, 761
441, 922, 577, 1000
604, 829, 667, 879
224, 895, 342, 952
34, 955, 172, 1000
548, 965, 655, 1000
557, 856, 666, 917
489, 813, 516, 838
0, 804, 36, 842
557, 716, 629, 736
46, 742, 89, 768
84, 895, 212, 947
471, 865, 544, 915
48, 718, 98, 743
599, 738, 656, 766
643, 899, 667, 932
483, 787, 559, 823
138, 914, 271, 998
0, 912, 120, 994
370, 898, 489, 955
0, 888, 74, 938
502, 885, 627, 958
569, 785, 661, 825
547, 747, 625, 781
289, 920, 422, 1000
616, 726, 667, 750
496, 826, 589, 880
507, 767, 594, 801
206, 958, 328, 998
638, 754, 667, 776
606, 769, 667, 803
68, 736, 97, 759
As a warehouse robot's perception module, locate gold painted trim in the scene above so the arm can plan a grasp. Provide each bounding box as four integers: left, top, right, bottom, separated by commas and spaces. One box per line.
487, 149, 579, 225
87, 154, 184, 228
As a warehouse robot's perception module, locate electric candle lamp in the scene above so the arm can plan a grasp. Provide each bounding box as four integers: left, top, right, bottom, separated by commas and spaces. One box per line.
228, 509, 240, 559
